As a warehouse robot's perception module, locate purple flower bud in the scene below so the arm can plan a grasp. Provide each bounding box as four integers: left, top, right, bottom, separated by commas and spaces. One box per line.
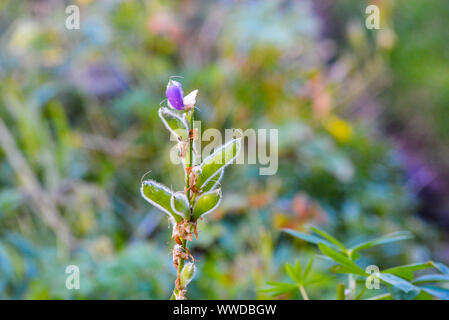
165, 80, 185, 110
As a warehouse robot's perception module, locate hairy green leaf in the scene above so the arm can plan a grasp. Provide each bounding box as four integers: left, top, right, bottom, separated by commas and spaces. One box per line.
201, 169, 223, 193
196, 138, 241, 190
141, 180, 183, 222
192, 189, 222, 220
171, 192, 190, 219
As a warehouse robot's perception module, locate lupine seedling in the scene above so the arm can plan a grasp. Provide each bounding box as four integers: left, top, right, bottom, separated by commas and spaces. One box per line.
140, 79, 241, 300
275, 227, 449, 300
261, 256, 319, 300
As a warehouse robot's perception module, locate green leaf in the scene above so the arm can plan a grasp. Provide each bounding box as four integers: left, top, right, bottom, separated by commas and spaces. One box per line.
419, 285, 449, 300
285, 261, 302, 284
260, 281, 298, 297
170, 192, 190, 219
349, 231, 413, 252
432, 262, 449, 274
389, 285, 420, 300
383, 262, 434, 281
413, 274, 449, 284
158, 107, 189, 140
200, 169, 223, 193
318, 243, 365, 276
368, 293, 392, 300
192, 189, 222, 220
141, 180, 183, 222
282, 229, 337, 249
355, 286, 367, 300
413, 290, 434, 300
379, 273, 420, 296
303, 256, 314, 281
303, 274, 333, 286
349, 251, 361, 260
195, 138, 241, 190
330, 264, 362, 275
311, 226, 347, 251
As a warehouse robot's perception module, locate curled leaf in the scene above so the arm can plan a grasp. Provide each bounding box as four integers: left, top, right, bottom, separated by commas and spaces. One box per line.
171, 192, 190, 219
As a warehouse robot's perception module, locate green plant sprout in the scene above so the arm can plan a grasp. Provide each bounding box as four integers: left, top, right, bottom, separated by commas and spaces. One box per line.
264, 227, 449, 300
261, 257, 319, 300
140, 79, 241, 300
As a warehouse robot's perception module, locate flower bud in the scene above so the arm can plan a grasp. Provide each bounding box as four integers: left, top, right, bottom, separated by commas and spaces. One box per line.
180, 262, 196, 288
166, 80, 185, 110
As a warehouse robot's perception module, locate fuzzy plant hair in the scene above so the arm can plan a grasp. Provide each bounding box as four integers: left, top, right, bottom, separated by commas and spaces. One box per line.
140, 79, 241, 300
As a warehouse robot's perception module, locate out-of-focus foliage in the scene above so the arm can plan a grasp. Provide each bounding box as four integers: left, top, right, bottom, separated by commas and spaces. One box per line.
276, 227, 449, 300
0, 0, 447, 299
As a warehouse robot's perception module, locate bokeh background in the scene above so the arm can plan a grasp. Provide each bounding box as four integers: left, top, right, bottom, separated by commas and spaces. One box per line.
0, 0, 448, 299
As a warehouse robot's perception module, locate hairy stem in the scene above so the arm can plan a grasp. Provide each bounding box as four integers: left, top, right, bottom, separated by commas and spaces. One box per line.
172, 108, 195, 300
188, 108, 194, 205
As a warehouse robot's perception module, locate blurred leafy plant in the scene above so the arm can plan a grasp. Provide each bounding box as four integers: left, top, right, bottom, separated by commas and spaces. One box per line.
278, 227, 449, 300
0, 0, 446, 300
140, 79, 241, 299
262, 257, 320, 300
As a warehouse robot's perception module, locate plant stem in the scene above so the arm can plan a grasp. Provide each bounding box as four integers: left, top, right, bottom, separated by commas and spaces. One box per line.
179, 238, 187, 273
348, 274, 356, 299
172, 108, 195, 300
299, 285, 309, 300
337, 283, 346, 300
188, 108, 194, 208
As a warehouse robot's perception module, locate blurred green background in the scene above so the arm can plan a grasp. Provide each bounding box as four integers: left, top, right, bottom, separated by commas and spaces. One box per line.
0, 0, 448, 299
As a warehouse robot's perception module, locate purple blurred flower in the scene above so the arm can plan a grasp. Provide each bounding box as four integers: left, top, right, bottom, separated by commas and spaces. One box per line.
166, 80, 185, 110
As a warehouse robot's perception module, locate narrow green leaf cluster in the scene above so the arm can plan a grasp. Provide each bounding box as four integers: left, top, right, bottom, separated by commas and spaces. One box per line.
277, 226, 449, 300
